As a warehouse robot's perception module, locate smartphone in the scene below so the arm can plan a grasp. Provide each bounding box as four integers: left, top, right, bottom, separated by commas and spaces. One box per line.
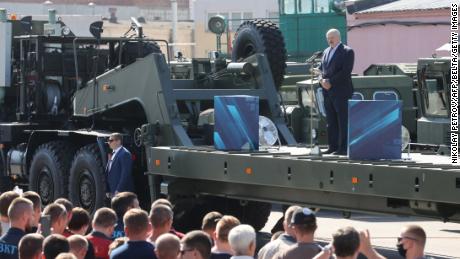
39, 215, 51, 237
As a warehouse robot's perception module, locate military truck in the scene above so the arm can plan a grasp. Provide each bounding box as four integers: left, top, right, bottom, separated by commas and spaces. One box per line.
0, 8, 458, 233
0, 10, 290, 228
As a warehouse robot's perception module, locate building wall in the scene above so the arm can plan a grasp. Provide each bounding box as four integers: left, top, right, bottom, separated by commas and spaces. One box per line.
193, 0, 279, 58
347, 9, 451, 74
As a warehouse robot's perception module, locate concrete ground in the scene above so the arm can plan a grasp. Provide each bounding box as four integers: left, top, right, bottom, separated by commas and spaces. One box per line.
261, 209, 460, 258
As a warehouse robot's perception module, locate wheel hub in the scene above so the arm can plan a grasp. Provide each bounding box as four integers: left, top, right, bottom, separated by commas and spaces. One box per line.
37, 167, 53, 204
79, 170, 95, 210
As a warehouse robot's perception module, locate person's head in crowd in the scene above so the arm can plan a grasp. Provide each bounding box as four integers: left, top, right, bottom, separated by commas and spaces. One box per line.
55, 198, 74, 222
228, 224, 256, 257
111, 192, 139, 219
55, 253, 77, 259
213, 215, 240, 253
398, 225, 427, 259
332, 227, 360, 259
43, 234, 70, 259
67, 208, 90, 236
151, 198, 173, 209
22, 191, 42, 229
43, 203, 68, 235
284, 205, 301, 237
289, 207, 317, 242
124, 208, 152, 241
68, 234, 88, 259
92, 207, 117, 238
149, 204, 173, 242
0, 191, 20, 227
108, 237, 128, 256
180, 230, 212, 259
8, 197, 34, 232
201, 211, 222, 238
19, 233, 44, 259
155, 233, 180, 259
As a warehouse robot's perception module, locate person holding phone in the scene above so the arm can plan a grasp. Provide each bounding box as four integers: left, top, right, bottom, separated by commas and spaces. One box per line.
42, 203, 68, 236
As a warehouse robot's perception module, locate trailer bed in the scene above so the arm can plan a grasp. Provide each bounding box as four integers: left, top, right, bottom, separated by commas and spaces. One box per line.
147, 146, 460, 222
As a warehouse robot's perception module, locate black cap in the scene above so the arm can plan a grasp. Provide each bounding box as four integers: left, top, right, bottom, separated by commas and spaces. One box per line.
290, 208, 316, 226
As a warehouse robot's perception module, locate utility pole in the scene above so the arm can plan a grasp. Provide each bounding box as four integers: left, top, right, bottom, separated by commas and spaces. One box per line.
171, 0, 178, 57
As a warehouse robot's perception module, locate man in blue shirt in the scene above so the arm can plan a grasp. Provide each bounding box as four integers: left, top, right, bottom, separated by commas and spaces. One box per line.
0, 197, 34, 259
110, 209, 156, 259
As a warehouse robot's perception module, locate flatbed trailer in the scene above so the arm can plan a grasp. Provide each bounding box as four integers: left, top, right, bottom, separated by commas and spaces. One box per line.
147, 146, 460, 222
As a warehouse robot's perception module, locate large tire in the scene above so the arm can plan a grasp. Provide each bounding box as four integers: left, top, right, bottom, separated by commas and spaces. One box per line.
68, 144, 106, 214
232, 19, 287, 90
172, 196, 271, 233
0, 149, 12, 193
29, 141, 73, 205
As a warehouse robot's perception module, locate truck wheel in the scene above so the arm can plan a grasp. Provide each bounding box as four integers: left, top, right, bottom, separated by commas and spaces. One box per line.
68, 144, 105, 214
232, 19, 287, 90
29, 141, 73, 205
0, 149, 12, 192
226, 199, 272, 231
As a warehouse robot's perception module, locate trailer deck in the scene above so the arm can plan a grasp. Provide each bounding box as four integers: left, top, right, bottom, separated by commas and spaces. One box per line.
147, 146, 460, 222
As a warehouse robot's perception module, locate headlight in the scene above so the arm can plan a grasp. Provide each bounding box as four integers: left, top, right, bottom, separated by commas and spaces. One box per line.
61, 26, 71, 36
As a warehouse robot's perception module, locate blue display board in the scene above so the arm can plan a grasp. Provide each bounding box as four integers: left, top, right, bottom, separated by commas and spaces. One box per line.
214, 95, 259, 151
348, 100, 402, 160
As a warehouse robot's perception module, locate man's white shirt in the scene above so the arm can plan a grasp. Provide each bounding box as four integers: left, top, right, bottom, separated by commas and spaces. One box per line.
108, 146, 122, 172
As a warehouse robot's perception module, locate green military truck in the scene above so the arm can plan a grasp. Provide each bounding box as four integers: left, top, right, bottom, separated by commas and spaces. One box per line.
0, 9, 458, 233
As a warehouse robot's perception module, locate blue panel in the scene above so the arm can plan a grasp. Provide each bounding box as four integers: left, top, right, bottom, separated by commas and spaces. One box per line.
214, 95, 259, 151
348, 100, 402, 160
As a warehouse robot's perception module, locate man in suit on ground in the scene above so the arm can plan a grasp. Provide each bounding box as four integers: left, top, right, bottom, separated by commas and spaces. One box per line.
106, 133, 134, 196
319, 28, 354, 155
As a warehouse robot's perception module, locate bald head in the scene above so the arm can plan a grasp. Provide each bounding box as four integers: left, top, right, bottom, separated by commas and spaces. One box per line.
326, 28, 341, 48
283, 205, 301, 235
19, 233, 44, 259
151, 198, 172, 209
150, 204, 173, 229
402, 225, 426, 247
155, 233, 180, 259
68, 235, 88, 259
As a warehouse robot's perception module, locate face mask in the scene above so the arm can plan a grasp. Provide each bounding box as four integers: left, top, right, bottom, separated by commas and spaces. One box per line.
397, 243, 407, 258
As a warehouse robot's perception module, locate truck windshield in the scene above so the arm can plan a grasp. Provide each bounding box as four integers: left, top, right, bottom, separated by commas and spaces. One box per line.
420, 75, 448, 117
282, 0, 296, 14
298, 0, 313, 14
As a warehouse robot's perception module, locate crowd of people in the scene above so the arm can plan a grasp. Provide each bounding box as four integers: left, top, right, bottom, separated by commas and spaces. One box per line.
0, 189, 431, 259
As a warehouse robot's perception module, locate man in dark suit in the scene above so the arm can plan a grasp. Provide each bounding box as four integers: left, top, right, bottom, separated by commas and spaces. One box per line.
106, 133, 134, 196
319, 28, 354, 155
